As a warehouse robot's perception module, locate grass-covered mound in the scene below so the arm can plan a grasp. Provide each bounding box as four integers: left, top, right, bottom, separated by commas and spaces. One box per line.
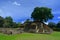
0, 32, 60, 40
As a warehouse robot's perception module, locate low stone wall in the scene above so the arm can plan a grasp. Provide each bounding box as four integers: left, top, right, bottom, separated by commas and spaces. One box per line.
0, 28, 24, 35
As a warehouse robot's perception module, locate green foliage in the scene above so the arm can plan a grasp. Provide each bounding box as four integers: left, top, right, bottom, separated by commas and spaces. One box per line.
31, 7, 54, 22
3, 16, 13, 28
0, 16, 22, 28
48, 22, 56, 29
48, 21, 60, 31
24, 19, 31, 23
0, 16, 4, 27
12, 22, 17, 28
17, 22, 21, 28
57, 21, 60, 28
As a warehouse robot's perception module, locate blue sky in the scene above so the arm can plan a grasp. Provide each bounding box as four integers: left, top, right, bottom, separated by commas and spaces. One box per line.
0, 0, 60, 24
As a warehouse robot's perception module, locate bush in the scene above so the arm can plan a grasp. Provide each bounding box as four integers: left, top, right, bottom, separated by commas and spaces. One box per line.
53, 28, 60, 31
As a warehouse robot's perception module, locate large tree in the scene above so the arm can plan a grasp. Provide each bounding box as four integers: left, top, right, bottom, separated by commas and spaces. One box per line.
31, 7, 54, 33
31, 7, 53, 22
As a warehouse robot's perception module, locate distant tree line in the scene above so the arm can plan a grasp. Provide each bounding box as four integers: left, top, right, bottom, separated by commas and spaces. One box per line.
0, 16, 21, 28
48, 22, 60, 31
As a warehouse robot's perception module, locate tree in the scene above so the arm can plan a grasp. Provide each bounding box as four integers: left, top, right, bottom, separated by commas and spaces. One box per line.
48, 22, 56, 29
31, 7, 53, 22
24, 19, 31, 23
17, 22, 21, 28
31, 7, 54, 33
57, 21, 60, 28
12, 22, 17, 28
3, 16, 13, 28
0, 16, 4, 27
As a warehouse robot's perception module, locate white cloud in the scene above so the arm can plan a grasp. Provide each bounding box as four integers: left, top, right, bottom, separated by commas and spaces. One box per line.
21, 21, 24, 23
13, 1, 21, 6
58, 16, 60, 19
44, 22, 48, 25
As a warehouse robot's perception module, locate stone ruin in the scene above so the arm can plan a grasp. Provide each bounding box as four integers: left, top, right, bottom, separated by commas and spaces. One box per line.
0, 28, 24, 35
0, 21, 53, 35
23, 21, 53, 34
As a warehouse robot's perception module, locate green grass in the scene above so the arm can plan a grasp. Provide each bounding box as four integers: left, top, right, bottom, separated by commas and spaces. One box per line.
0, 32, 60, 40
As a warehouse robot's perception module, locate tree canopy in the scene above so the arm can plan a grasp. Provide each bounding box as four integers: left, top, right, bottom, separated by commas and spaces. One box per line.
0, 16, 21, 28
31, 7, 54, 22
3, 16, 13, 28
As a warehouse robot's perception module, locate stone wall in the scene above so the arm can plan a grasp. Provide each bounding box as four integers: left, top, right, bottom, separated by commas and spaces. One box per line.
0, 28, 24, 35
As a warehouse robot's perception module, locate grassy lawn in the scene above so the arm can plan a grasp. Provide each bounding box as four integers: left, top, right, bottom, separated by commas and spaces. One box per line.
0, 32, 60, 40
